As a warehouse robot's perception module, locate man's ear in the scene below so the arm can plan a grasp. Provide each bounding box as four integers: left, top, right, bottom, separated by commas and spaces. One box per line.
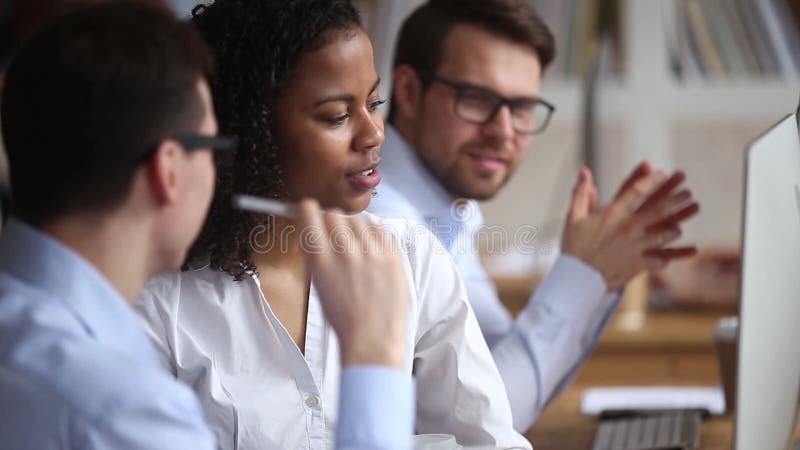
146, 140, 182, 205
392, 64, 424, 122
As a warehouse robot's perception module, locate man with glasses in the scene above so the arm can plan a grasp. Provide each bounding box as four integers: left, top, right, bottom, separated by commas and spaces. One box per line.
369, 0, 700, 433
0, 3, 414, 449
0, 4, 221, 447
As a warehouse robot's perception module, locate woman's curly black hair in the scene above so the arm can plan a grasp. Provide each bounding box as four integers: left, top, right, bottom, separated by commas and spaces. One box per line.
185, 0, 362, 280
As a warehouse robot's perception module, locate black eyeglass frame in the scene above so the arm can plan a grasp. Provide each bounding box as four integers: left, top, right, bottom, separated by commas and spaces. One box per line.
417, 71, 556, 135
137, 135, 238, 162
175, 135, 238, 152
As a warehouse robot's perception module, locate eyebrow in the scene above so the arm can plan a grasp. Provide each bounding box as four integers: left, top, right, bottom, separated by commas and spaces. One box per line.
447, 78, 541, 102
314, 78, 381, 107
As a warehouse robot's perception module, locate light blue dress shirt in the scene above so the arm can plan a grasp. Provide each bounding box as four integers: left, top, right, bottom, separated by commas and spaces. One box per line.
0, 219, 413, 450
0, 219, 216, 449
369, 125, 621, 432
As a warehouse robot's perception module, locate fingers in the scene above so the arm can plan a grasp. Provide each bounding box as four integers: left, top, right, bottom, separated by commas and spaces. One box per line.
642, 255, 668, 272
589, 181, 599, 212
640, 246, 698, 272
350, 215, 384, 255
297, 199, 330, 269
634, 199, 698, 256
629, 188, 696, 232
643, 246, 698, 259
637, 226, 682, 250
668, 188, 692, 205
324, 208, 358, 256
634, 171, 686, 213
604, 171, 666, 224
644, 201, 700, 233
297, 198, 323, 231
297, 200, 391, 263
613, 161, 652, 200
568, 167, 595, 222
343, 211, 368, 239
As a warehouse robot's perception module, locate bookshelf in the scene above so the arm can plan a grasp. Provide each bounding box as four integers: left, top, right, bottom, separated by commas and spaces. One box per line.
359, 0, 800, 252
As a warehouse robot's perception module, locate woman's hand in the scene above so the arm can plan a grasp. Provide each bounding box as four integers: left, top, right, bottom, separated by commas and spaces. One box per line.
297, 199, 409, 370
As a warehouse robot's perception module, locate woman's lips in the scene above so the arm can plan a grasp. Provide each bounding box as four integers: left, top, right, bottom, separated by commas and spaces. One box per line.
347, 166, 382, 190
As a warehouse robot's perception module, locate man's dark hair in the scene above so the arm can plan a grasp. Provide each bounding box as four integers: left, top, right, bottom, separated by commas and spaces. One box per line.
186, 0, 361, 280
0, 0, 170, 70
1, 1, 212, 226
387, 0, 555, 123
0, 3, 15, 72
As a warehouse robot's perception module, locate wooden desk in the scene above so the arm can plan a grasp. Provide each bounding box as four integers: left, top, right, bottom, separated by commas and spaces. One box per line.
523, 311, 733, 450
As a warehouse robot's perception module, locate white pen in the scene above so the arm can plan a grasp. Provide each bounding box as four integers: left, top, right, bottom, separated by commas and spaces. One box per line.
233, 194, 297, 218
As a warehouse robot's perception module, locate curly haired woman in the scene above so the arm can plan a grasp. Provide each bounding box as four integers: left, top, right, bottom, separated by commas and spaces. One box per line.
137, 1, 531, 449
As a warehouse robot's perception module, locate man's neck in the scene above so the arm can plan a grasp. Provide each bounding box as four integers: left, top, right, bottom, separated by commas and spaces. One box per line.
389, 119, 461, 202
42, 214, 153, 306
391, 118, 415, 150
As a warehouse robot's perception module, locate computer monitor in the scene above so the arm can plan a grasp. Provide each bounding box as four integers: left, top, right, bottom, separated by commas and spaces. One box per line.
735, 113, 800, 450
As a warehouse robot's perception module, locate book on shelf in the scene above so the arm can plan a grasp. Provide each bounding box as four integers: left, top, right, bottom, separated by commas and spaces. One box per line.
530, 0, 624, 82
669, 0, 800, 81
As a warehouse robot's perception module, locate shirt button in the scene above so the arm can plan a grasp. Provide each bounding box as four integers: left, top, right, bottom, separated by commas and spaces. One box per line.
305, 395, 320, 408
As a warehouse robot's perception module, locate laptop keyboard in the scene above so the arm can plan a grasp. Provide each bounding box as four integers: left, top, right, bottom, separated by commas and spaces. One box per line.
591, 410, 702, 450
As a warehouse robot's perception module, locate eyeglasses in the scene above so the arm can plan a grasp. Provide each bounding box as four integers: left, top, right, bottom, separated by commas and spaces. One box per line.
419, 72, 556, 135
175, 135, 238, 153
137, 135, 238, 162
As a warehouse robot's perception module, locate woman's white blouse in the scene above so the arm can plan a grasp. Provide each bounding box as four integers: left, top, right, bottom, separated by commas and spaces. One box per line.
137, 217, 531, 450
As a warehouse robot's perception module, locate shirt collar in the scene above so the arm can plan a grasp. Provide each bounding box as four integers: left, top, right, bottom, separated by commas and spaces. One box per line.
379, 125, 457, 219
0, 218, 157, 362
379, 125, 485, 231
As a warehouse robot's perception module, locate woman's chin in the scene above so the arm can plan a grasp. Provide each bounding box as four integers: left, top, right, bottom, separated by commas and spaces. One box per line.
318, 192, 371, 215
345, 194, 372, 214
